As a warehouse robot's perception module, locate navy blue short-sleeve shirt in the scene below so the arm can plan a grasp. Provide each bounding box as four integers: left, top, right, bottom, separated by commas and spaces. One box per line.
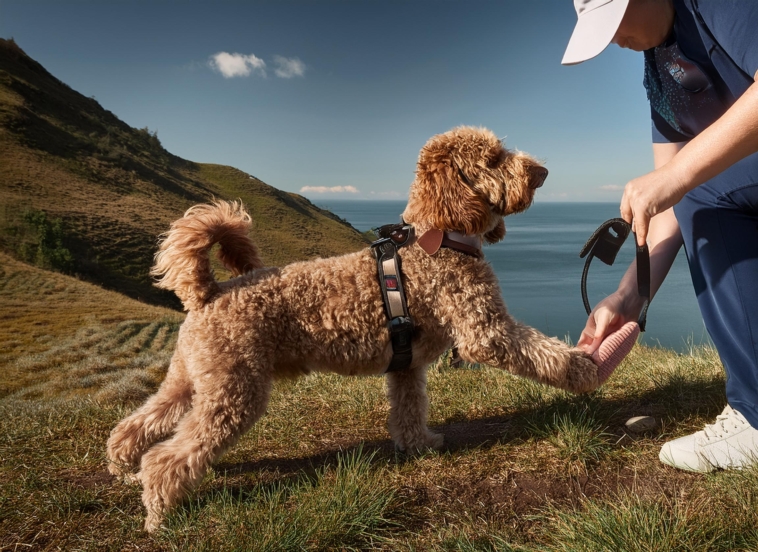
644, 0, 757, 144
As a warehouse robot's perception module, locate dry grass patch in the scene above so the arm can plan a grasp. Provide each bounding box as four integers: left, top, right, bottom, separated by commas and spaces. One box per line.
0, 253, 181, 356
0, 253, 182, 400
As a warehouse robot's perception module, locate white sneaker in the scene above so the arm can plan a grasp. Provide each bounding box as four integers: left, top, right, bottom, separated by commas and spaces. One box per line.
659, 405, 758, 472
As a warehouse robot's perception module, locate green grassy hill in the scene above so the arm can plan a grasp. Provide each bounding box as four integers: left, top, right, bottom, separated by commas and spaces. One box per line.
0, 38, 368, 307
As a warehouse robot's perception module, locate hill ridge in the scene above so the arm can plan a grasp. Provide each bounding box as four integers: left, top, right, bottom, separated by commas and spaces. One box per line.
0, 37, 368, 308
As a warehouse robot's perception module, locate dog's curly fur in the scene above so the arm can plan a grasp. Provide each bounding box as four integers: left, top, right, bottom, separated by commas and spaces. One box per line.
107, 126, 601, 532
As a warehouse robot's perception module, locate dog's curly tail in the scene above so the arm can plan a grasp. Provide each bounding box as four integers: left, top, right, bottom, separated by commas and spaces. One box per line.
151, 201, 263, 311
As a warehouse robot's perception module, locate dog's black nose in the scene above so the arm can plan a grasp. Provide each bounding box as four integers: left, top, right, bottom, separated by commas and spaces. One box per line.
530, 166, 548, 189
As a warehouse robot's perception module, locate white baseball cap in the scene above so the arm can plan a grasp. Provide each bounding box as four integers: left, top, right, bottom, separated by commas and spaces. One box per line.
562, 0, 630, 65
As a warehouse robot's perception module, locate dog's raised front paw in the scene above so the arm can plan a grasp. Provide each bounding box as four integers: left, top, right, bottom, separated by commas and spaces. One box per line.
106, 422, 147, 474
565, 349, 601, 394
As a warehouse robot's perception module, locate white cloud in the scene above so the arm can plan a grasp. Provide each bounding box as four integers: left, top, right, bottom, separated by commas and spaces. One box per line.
300, 185, 359, 194
209, 52, 266, 78
599, 184, 623, 191
273, 55, 306, 78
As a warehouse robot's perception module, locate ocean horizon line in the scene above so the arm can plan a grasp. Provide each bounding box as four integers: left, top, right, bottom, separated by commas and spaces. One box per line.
311, 198, 624, 204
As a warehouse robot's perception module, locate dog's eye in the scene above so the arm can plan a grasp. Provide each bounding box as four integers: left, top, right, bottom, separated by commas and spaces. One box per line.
488, 149, 507, 168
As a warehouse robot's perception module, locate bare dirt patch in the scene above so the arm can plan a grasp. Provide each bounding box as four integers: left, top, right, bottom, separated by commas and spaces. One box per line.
58, 468, 116, 490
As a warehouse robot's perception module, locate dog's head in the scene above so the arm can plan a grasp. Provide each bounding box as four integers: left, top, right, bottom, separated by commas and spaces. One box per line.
402, 126, 546, 244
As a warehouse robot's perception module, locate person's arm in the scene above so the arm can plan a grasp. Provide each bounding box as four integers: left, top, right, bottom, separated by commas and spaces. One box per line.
578, 142, 685, 354
621, 74, 758, 246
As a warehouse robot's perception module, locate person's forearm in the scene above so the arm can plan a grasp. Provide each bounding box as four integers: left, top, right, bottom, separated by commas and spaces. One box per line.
664, 78, 758, 194
616, 142, 685, 312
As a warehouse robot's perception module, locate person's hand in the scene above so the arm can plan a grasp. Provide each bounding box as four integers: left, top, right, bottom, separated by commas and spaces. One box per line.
620, 166, 688, 246
578, 292, 640, 355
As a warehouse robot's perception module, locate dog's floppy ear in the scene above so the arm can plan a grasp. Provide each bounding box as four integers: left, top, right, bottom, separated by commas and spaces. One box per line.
405, 138, 492, 235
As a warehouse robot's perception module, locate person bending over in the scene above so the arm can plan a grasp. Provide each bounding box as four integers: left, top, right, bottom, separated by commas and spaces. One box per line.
563, 0, 758, 472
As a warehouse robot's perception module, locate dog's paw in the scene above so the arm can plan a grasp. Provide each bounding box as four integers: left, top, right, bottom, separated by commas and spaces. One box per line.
144, 510, 166, 533
565, 349, 601, 394
141, 462, 170, 533
107, 460, 140, 484
395, 430, 444, 454
122, 471, 141, 486
425, 431, 445, 450
107, 460, 124, 477
106, 426, 145, 473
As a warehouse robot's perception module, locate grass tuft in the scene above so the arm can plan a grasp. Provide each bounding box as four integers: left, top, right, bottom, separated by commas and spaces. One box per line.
539, 489, 758, 552
529, 408, 613, 474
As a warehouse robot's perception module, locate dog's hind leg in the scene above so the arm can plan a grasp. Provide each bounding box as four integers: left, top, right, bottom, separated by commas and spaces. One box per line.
386, 364, 444, 452
107, 352, 193, 480
138, 363, 272, 533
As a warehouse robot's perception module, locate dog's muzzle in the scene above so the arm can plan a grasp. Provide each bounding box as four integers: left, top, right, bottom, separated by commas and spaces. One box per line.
530, 166, 548, 189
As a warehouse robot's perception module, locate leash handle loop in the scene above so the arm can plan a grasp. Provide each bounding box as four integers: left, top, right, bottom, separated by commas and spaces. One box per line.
580, 218, 650, 332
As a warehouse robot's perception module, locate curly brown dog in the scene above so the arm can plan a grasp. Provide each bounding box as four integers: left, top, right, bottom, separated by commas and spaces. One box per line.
107, 126, 602, 532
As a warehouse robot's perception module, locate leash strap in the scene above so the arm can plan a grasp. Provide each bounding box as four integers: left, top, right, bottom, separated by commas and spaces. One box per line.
579, 218, 650, 331
371, 224, 415, 372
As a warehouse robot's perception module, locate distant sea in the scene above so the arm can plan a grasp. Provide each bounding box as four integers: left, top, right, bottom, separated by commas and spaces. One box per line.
316, 200, 711, 352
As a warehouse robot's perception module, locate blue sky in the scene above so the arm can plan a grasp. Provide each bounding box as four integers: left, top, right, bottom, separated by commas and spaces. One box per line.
1, 0, 654, 202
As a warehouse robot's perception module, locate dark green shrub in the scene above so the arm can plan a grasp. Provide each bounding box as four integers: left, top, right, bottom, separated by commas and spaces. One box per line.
18, 209, 74, 272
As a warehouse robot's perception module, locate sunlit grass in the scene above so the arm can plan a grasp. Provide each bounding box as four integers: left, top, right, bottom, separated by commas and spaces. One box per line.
529, 408, 613, 475
2, 257, 750, 551
159, 447, 399, 551
538, 488, 758, 552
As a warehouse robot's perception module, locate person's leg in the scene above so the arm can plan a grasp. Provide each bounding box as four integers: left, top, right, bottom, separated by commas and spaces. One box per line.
663, 155, 758, 471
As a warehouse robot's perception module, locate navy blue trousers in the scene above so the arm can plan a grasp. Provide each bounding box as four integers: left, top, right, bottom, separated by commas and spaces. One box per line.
674, 152, 758, 427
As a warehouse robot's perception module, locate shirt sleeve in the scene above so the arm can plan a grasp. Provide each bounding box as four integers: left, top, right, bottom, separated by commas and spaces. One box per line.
695, 0, 758, 79
651, 107, 690, 144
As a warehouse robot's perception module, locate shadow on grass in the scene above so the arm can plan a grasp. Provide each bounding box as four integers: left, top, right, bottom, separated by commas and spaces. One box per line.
216, 373, 727, 481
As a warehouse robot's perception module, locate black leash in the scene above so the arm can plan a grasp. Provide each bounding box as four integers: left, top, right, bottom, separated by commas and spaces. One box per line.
579, 218, 650, 331
371, 223, 415, 372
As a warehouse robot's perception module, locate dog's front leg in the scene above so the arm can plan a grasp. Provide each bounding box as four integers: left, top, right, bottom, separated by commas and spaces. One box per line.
452, 297, 599, 394
386, 365, 444, 452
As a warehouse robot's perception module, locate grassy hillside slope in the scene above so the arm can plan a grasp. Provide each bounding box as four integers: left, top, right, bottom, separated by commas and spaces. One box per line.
0, 38, 368, 307
0, 252, 183, 400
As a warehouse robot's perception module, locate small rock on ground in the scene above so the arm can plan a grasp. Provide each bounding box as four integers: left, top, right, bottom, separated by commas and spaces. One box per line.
625, 416, 657, 433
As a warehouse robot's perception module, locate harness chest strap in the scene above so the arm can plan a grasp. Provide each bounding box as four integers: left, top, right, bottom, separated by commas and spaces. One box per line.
372, 223, 483, 373
382, 256, 406, 319
372, 236, 414, 373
